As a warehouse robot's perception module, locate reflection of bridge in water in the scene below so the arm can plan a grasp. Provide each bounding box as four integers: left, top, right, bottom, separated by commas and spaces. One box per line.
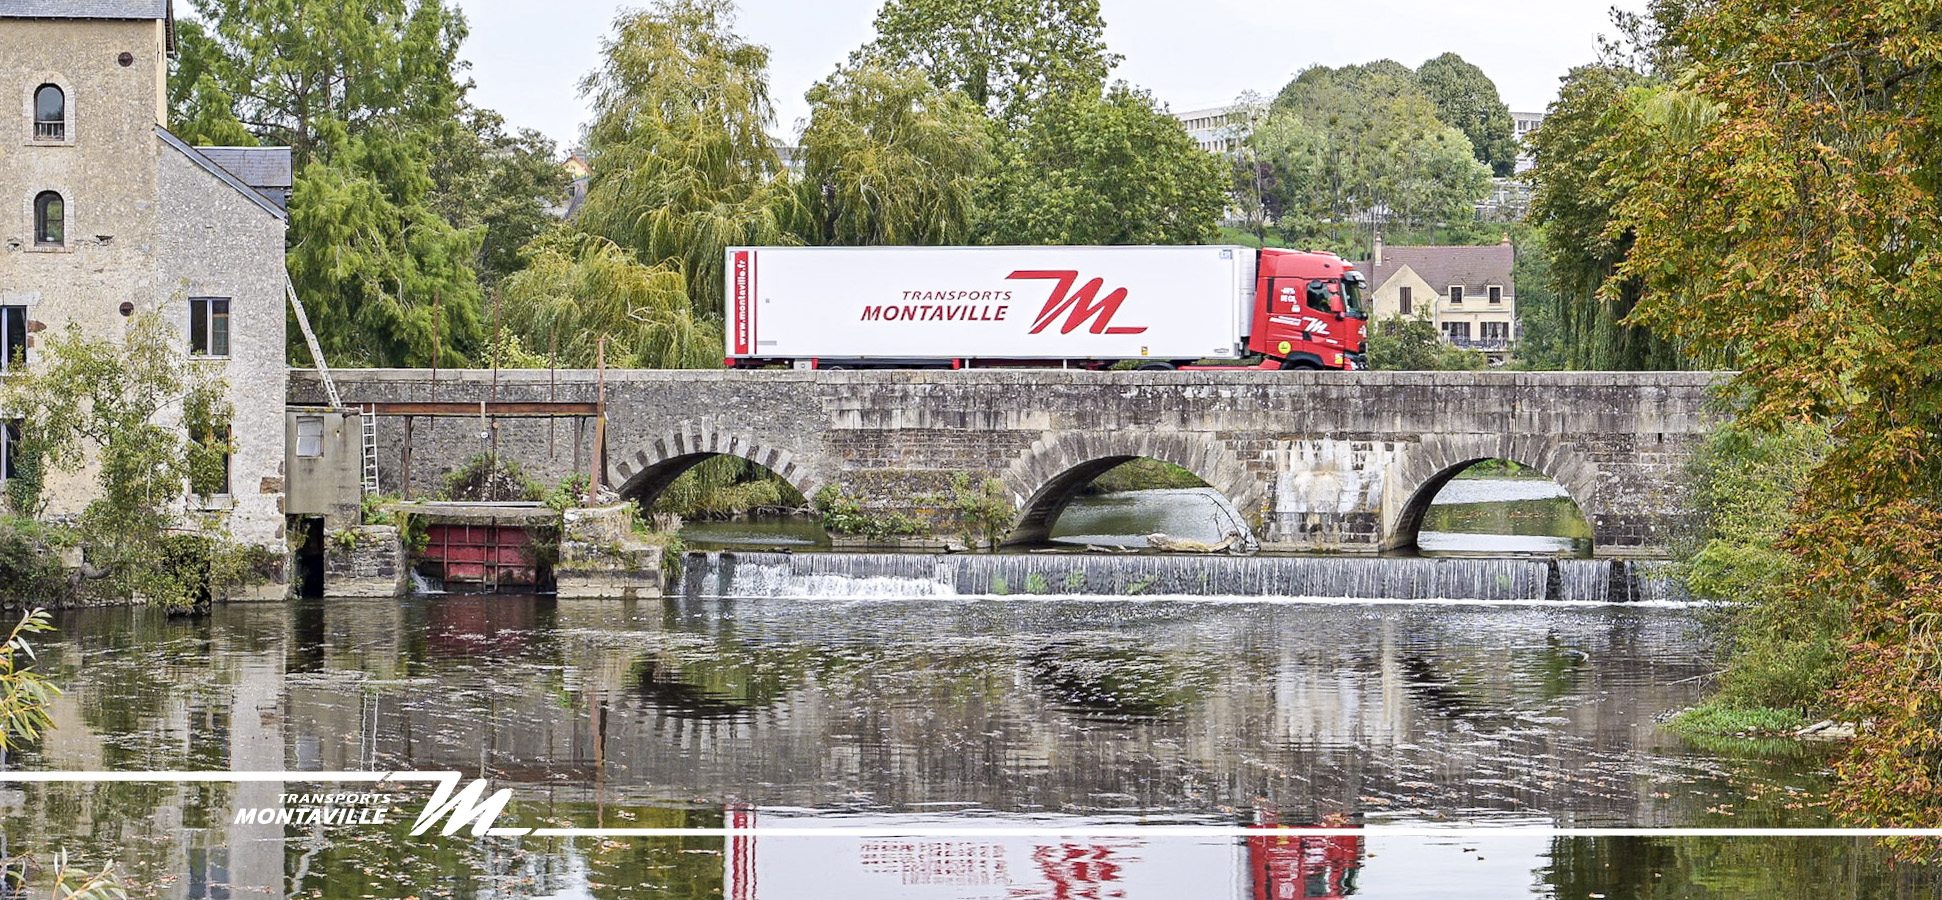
294, 369, 1721, 555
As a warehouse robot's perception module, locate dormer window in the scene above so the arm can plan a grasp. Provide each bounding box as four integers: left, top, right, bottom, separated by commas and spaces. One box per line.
34, 191, 63, 246
33, 85, 64, 141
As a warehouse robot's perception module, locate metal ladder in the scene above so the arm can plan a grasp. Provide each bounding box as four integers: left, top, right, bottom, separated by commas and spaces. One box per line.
359, 404, 380, 495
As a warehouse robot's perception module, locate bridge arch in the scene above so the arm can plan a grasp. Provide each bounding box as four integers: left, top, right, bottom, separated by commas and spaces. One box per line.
610, 426, 823, 510
1388, 433, 1600, 552
999, 433, 1261, 547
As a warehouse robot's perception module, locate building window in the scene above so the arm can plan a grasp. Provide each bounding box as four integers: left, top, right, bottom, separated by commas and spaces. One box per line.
33, 191, 62, 245
1481, 321, 1510, 342
1398, 286, 1413, 316
296, 416, 324, 458
1, 305, 23, 371
189, 297, 230, 357
33, 84, 64, 141
1448, 285, 1464, 304
1, 420, 16, 483
1442, 322, 1472, 342
1488, 285, 1503, 304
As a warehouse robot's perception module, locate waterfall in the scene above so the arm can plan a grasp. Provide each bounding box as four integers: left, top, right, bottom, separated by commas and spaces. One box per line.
678, 552, 1675, 603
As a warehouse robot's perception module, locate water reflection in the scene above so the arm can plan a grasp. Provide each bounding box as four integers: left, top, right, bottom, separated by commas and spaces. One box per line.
0, 595, 1926, 896
1420, 477, 1594, 557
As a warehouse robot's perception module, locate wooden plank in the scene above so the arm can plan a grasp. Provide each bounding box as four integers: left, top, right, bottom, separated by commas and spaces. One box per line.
366, 401, 598, 417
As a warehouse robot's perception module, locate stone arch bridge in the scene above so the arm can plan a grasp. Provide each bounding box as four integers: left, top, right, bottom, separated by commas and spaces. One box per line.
291, 370, 1722, 556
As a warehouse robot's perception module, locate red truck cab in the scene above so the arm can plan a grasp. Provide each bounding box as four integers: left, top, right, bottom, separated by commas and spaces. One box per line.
1245, 248, 1369, 370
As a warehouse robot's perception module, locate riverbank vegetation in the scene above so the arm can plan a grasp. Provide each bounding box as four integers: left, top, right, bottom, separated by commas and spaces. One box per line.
1517, 1, 1942, 833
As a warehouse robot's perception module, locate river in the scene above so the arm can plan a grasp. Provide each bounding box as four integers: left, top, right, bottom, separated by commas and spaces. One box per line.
0, 480, 1929, 897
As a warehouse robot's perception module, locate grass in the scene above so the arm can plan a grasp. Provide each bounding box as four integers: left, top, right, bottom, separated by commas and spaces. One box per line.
1667, 702, 1809, 738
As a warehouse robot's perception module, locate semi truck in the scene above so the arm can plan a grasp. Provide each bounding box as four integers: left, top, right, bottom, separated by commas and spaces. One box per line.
723, 245, 1369, 370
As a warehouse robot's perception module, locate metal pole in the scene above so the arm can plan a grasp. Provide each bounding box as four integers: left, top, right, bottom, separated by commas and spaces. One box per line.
490, 287, 502, 458
548, 329, 558, 459
430, 288, 441, 403
590, 337, 606, 505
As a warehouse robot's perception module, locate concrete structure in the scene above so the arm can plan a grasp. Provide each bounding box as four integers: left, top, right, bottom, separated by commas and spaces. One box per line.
1511, 110, 1545, 172
1355, 234, 1518, 361
1173, 105, 1241, 153
292, 369, 1722, 558
0, 2, 289, 550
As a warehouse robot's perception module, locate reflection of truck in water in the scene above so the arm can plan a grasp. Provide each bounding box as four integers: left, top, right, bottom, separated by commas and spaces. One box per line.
719, 807, 1363, 900
725, 245, 1369, 371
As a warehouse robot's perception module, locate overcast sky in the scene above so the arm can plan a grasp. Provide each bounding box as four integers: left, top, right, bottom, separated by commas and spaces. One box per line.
453, 0, 1648, 151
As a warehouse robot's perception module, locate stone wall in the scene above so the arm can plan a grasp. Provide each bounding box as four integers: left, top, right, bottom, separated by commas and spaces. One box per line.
294, 369, 1724, 557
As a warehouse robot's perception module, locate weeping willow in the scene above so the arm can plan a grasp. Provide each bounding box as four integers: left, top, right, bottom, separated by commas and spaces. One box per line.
494, 233, 719, 369
575, 0, 802, 322
800, 63, 990, 246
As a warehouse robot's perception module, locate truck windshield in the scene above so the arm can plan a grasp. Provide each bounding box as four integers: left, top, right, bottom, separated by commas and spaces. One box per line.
1340, 274, 1368, 319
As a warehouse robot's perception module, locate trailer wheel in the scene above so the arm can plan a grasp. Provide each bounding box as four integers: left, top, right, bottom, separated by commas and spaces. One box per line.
1134, 361, 1176, 371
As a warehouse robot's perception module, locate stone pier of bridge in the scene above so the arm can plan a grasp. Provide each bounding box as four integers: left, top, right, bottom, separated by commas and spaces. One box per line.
289, 369, 1723, 557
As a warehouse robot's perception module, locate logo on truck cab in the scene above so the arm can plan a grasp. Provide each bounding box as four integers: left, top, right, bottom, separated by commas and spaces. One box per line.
1009, 270, 1147, 336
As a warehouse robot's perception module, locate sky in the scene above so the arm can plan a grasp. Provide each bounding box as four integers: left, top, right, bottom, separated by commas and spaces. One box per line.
454, 0, 1650, 151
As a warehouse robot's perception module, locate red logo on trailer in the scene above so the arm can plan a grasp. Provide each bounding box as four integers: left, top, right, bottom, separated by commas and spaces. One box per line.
1009, 270, 1147, 335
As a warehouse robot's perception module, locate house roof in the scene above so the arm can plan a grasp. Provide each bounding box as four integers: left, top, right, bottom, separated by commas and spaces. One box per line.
1358, 243, 1514, 294
156, 127, 289, 221
0, 1, 175, 52
196, 147, 293, 190
0, 1, 170, 19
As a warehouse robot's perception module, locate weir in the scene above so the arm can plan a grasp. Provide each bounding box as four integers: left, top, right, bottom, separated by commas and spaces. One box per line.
678, 551, 1684, 603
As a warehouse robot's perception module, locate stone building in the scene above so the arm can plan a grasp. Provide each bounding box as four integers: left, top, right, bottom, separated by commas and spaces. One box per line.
0, 1, 290, 551
1354, 234, 1518, 362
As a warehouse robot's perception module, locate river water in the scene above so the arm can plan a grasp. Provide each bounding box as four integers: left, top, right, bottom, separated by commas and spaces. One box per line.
0, 592, 1932, 898
1, 480, 1931, 897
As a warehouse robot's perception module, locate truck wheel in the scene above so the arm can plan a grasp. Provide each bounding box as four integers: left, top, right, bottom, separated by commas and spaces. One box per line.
1279, 358, 1322, 371
1134, 361, 1176, 371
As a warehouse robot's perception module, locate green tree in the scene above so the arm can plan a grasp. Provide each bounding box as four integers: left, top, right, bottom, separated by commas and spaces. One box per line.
1525, 64, 1686, 370
1414, 52, 1518, 177
495, 233, 720, 370
427, 106, 569, 285
576, 0, 801, 328
1365, 314, 1485, 370
175, 0, 486, 367
800, 64, 992, 246
976, 85, 1226, 245
1265, 62, 1491, 254
856, 0, 1119, 122
0, 314, 233, 607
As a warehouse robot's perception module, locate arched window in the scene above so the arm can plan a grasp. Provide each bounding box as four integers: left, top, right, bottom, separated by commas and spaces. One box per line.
34, 191, 63, 245
33, 84, 64, 141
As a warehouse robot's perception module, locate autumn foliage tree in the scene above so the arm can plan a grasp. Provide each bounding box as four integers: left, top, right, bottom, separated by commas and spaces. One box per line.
1597, 0, 1942, 829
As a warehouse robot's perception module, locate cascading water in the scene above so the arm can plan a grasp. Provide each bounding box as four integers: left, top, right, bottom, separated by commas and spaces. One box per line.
680, 551, 1680, 602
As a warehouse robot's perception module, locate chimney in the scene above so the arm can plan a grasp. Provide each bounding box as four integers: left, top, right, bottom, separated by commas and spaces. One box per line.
1373, 232, 1383, 267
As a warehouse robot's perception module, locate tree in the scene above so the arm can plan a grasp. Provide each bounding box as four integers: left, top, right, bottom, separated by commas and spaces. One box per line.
856, 0, 1119, 122
1264, 62, 1491, 254
799, 64, 991, 246
1415, 53, 1518, 177
1582, 0, 1942, 830
1524, 64, 1686, 370
976, 85, 1226, 245
495, 234, 720, 370
428, 106, 569, 285
0, 314, 233, 607
576, 0, 801, 327
174, 0, 488, 367
1365, 314, 1485, 370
